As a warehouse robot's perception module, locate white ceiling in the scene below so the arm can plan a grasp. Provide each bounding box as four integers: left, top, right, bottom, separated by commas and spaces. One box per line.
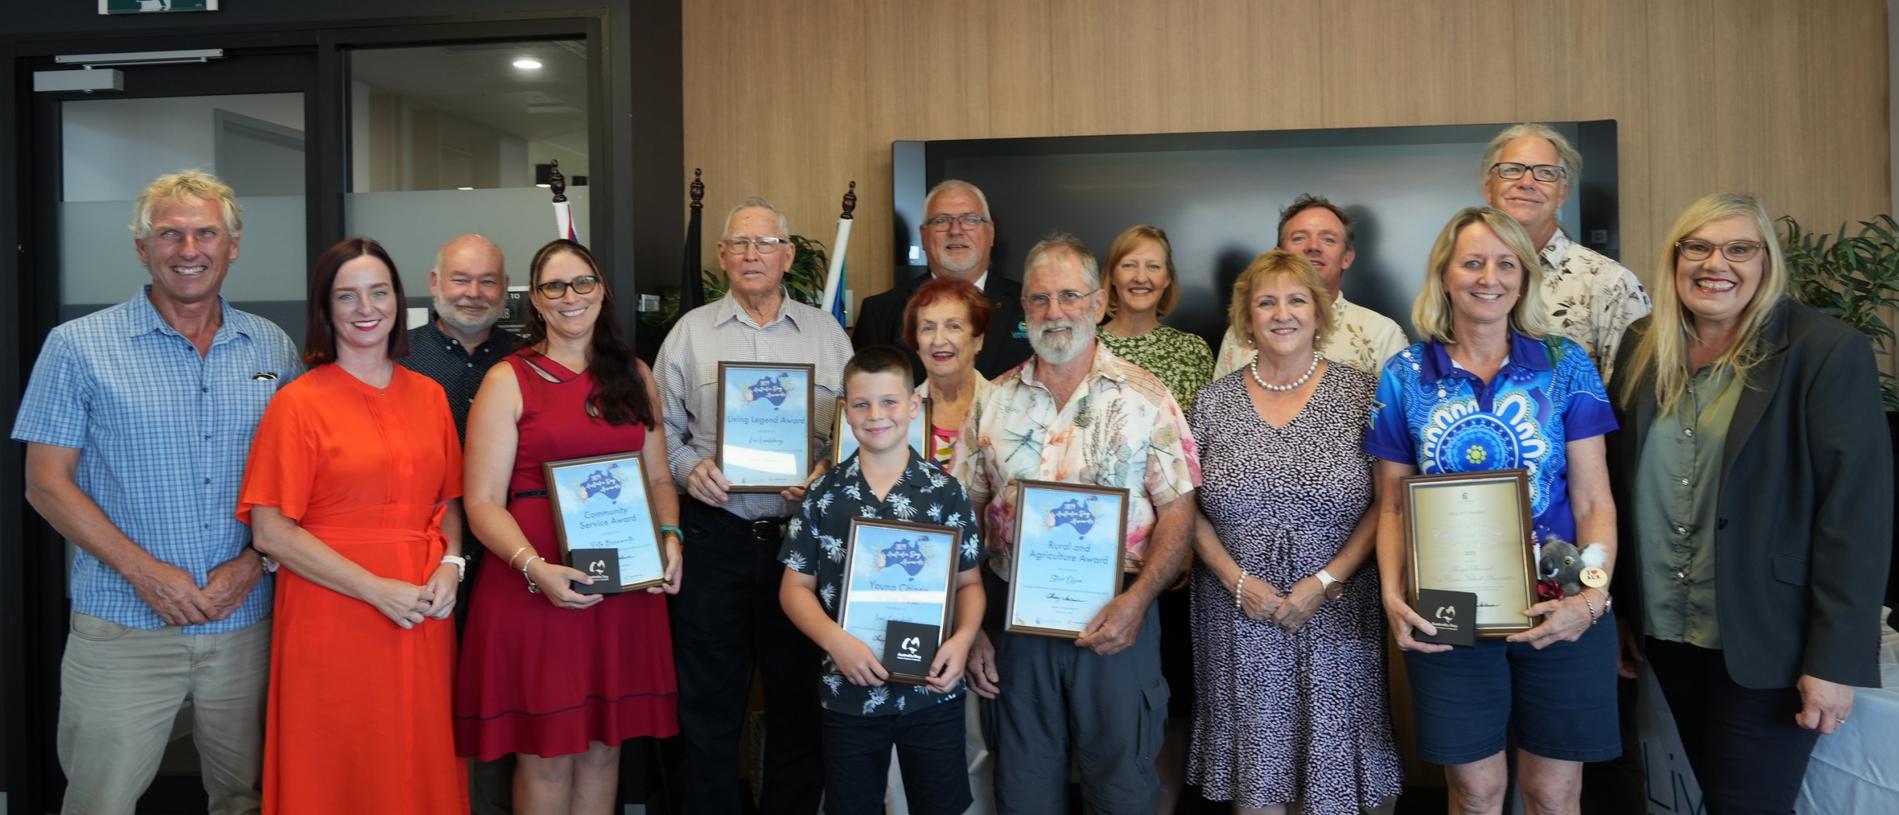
349, 39, 589, 147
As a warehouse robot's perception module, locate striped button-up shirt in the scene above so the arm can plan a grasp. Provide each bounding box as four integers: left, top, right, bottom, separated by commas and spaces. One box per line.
657, 291, 854, 521
11, 288, 302, 632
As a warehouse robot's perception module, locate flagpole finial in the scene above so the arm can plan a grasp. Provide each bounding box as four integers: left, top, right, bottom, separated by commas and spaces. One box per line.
548, 159, 568, 204
690, 168, 704, 211
840, 180, 857, 220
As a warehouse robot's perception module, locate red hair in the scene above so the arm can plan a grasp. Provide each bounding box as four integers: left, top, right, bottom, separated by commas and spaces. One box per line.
901, 277, 991, 351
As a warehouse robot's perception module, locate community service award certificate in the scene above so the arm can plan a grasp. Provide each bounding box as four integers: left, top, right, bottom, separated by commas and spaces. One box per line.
1402, 470, 1537, 637
836, 519, 960, 684
715, 361, 815, 491
543, 453, 668, 593
832, 396, 932, 464
1005, 481, 1129, 639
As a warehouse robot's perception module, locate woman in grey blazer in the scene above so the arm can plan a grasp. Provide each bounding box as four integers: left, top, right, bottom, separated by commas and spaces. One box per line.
1606, 193, 1892, 815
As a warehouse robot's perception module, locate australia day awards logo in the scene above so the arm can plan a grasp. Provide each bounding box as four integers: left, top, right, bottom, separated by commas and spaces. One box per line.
874, 533, 933, 580
740, 371, 792, 410
575, 463, 625, 503
1045, 494, 1099, 536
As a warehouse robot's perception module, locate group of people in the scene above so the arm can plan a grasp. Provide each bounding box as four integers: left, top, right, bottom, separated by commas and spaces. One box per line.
11, 119, 1891, 815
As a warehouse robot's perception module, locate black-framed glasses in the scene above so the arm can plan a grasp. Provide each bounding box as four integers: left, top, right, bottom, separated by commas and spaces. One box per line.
1490, 162, 1567, 183
924, 213, 992, 232
1676, 238, 1765, 263
534, 275, 600, 298
720, 236, 791, 255
1023, 288, 1099, 311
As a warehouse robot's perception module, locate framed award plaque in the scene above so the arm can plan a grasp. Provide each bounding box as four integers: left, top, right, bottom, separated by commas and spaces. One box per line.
715, 361, 816, 492
543, 452, 669, 593
1004, 480, 1129, 639
1402, 469, 1537, 638
836, 518, 961, 684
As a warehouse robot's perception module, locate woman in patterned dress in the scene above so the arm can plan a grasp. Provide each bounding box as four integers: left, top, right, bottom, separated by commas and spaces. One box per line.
904, 277, 995, 471
1098, 224, 1213, 813
1188, 250, 1401, 814
1367, 208, 1620, 814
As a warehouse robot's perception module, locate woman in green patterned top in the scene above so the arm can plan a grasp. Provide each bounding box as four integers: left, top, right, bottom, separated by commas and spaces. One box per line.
1099, 224, 1214, 414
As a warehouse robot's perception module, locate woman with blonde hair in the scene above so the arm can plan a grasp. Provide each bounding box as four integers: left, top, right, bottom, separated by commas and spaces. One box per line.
1366, 207, 1621, 814
1606, 193, 1890, 814
1098, 224, 1214, 413
1188, 250, 1401, 814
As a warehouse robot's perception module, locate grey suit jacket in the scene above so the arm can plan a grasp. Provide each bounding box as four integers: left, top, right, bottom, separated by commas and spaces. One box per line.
1606, 300, 1892, 689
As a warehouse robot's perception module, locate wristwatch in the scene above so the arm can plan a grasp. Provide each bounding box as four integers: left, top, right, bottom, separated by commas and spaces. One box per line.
1316, 568, 1346, 600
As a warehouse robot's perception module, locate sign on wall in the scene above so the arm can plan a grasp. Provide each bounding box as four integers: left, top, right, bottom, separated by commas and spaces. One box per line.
100, 0, 217, 14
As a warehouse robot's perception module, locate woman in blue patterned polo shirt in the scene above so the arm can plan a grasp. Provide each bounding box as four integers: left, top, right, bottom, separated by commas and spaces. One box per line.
1365, 207, 1621, 814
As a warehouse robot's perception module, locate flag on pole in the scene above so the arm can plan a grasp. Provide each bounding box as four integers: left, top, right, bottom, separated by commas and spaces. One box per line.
818, 181, 857, 328
547, 159, 580, 243
682, 168, 706, 309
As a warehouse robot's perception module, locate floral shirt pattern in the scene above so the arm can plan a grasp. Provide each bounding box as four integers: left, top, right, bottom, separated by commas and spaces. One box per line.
954, 342, 1201, 579
1363, 333, 1617, 553
1214, 295, 1410, 380
1537, 231, 1651, 383
778, 450, 982, 716
1099, 325, 1214, 418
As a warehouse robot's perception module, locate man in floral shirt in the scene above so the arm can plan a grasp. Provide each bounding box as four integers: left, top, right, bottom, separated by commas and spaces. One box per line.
953, 235, 1201, 814
1480, 123, 1651, 381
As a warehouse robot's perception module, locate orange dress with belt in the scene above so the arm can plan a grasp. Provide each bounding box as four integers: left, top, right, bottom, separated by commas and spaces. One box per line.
237, 363, 468, 815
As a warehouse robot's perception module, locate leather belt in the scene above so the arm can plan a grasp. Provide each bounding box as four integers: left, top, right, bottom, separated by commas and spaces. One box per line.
749, 518, 788, 543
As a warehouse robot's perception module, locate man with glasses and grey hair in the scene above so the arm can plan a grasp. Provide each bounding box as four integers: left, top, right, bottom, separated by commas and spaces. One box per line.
656, 196, 853, 814
853, 179, 1033, 379
1480, 122, 1651, 380
954, 234, 1199, 815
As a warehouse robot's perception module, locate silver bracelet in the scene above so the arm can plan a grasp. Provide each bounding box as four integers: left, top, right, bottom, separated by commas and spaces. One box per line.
521, 555, 545, 595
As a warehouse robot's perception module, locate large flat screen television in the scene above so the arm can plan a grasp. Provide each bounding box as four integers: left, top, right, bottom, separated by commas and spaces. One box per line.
892, 120, 1621, 350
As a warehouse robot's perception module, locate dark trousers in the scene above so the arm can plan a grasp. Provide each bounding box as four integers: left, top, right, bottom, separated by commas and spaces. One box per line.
1645, 637, 1821, 815
821, 699, 972, 815
672, 499, 824, 814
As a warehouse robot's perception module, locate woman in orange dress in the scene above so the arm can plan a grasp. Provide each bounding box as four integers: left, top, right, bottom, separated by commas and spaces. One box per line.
238, 237, 468, 814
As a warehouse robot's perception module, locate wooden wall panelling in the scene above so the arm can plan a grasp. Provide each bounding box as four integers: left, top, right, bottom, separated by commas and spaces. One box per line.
1320, 0, 1516, 129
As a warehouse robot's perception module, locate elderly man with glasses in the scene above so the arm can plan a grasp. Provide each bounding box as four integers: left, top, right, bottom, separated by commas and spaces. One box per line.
953, 235, 1200, 815
656, 196, 854, 814
853, 179, 1033, 379
1480, 122, 1651, 381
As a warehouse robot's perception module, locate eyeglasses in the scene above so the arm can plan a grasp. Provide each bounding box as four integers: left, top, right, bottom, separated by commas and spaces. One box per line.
1490, 162, 1568, 183
720, 236, 791, 256
924, 213, 992, 232
1676, 239, 1765, 263
534, 275, 600, 298
1023, 289, 1099, 311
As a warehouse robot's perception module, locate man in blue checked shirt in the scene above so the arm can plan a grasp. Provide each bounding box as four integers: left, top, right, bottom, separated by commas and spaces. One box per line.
13, 170, 301, 815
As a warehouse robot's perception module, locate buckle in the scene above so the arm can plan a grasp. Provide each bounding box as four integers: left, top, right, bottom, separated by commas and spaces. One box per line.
749, 519, 785, 542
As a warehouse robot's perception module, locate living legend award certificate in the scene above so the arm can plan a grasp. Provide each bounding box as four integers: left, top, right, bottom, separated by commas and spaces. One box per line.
1005, 481, 1129, 639
1402, 469, 1537, 637
715, 361, 815, 491
543, 453, 668, 593
832, 396, 932, 464
836, 518, 960, 683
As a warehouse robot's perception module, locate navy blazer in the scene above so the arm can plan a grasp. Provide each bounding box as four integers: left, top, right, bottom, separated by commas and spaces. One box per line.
1606, 300, 1892, 689
851, 269, 1032, 381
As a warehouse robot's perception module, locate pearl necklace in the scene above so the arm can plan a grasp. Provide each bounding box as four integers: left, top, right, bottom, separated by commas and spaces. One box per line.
1251, 350, 1321, 392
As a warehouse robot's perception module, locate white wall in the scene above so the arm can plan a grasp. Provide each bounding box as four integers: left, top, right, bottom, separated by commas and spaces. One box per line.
61, 93, 304, 201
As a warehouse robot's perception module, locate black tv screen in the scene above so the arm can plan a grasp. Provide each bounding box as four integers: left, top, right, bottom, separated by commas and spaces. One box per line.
892, 120, 1620, 351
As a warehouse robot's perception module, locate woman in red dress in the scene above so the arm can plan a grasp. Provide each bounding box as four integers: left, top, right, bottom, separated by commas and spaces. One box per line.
239, 238, 468, 814
456, 239, 683, 812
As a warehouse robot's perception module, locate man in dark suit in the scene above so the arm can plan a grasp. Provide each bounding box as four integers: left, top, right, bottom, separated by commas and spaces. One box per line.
852, 179, 1032, 379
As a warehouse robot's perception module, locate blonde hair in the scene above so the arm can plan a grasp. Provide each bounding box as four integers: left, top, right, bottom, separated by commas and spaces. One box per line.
1620, 193, 1788, 414
1412, 207, 1552, 344
1226, 250, 1335, 348
130, 169, 244, 240
1103, 225, 1180, 317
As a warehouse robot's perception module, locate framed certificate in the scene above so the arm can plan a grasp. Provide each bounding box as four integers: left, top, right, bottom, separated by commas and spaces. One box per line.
543, 453, 669, 593
837, 518, 960, 684
715, 361, 816, 492
1402, 470, 1537, 637
1005, 480, 1129, 638
832, 396, 932, 464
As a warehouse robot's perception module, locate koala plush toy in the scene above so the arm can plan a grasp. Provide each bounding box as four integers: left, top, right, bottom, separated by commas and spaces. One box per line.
1537, 537, 1608, 598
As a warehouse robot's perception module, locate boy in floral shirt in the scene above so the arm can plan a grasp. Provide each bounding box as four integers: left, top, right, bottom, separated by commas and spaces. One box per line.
779, 345, 985, 814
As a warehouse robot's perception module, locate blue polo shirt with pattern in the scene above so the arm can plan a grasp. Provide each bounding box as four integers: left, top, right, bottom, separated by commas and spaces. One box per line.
12, 288, 301, 633
1363, 332, 1616, 549
779, 450, 982, 717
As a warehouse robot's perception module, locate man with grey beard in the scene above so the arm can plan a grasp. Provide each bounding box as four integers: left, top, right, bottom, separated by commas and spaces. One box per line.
952, 234, 1201, 814
396, 232, 519, 815
400, 233, 519, 437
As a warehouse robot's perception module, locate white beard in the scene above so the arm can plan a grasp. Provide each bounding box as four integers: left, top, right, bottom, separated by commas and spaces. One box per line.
1029, 318, 1095, 365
